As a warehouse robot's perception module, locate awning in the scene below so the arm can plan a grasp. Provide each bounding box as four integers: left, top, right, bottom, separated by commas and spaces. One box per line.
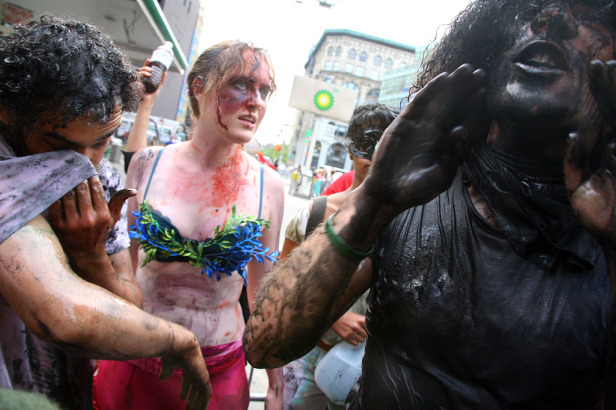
135, 0, 187, 74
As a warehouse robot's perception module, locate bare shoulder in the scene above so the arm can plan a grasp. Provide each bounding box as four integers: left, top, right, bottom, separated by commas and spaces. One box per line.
246, 155, 284, 194
126, 146, 164, 190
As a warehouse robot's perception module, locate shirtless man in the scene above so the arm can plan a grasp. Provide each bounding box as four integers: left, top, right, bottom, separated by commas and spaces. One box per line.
0, 15, 210, 409
245, 0, 616, 407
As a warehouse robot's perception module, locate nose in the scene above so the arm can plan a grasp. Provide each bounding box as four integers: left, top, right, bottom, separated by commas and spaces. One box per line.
246, 90, 265, 109
530, 2, 578, 39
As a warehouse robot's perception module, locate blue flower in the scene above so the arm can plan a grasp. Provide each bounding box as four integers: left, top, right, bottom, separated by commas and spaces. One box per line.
129, 202, 278, 286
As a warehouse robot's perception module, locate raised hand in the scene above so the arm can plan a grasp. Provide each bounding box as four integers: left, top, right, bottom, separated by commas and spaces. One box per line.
564, 60, 616, 251
362, 64, 486, 215
138, 59, 167, 103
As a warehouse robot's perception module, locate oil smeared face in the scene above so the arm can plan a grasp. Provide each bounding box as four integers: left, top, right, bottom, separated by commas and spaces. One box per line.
14, 110, 122, 168
488, 1, 615, 143
214, 52, 272, 145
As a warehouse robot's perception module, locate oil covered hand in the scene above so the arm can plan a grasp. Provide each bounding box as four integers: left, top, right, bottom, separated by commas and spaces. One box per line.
48, 175, 136, 277
564, 60, 616, 251
49, 176, 135, 257
362, 64, 486, 216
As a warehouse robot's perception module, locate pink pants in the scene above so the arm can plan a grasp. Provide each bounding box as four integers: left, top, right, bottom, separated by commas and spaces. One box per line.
94, 339, 249, 410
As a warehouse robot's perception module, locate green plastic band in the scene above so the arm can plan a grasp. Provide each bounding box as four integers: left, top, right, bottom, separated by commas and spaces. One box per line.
324, 214, 373, 261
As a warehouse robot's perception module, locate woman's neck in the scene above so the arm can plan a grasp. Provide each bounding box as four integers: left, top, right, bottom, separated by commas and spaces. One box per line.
187, 121, 242, 169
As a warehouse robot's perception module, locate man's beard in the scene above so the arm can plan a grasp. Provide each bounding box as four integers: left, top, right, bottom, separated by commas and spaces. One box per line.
0, 121, 28, 157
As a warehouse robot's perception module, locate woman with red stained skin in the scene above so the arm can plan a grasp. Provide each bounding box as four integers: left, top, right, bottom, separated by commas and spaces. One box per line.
94, 41, 285, 410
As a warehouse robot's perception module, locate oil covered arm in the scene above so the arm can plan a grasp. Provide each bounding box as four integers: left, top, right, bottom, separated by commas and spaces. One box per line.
243, 64, 487, 368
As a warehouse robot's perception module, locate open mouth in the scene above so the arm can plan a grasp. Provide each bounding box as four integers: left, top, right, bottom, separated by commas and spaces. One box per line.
514, 41, 568, 75
239, 115, 256, 125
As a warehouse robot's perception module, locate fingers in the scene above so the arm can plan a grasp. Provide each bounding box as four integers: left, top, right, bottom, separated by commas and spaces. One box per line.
159, 360, 174, 381
61, 185, 80, 222
589, 60, 616, 121
79, 178, 97, 213
404, 64, 486, 124
180, 374, 191, 401
48, 199, 64, 225
108, 188, 137, 224
564, 133, 591, 197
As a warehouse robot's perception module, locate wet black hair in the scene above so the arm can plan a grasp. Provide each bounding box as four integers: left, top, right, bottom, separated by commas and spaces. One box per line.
416, 0, 616, 91
0, 14, 141, 126
345, 103, 399, 148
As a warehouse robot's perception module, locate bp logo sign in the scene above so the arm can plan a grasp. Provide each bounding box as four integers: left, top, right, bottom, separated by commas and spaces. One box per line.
314, 89, 334, 111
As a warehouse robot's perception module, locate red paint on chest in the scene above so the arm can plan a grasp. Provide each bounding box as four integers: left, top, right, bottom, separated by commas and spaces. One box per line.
211, 147, 247, 209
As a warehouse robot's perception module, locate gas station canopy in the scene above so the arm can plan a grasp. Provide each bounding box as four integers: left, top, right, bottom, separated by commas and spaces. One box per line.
2, 0, 188, 74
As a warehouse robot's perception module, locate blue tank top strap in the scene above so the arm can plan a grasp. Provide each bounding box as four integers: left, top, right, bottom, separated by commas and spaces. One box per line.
143, 148, 164, 201
258, 165, 264, 219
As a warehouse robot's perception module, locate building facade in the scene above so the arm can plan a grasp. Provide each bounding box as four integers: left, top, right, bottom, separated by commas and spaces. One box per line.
378, 45, 434, 110
1, 0, 203, 123
290, 29, 415, 172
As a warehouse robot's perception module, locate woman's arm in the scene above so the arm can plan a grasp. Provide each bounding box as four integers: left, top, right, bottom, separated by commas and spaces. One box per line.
123, 61, 167, 172
245, 166, 285, 410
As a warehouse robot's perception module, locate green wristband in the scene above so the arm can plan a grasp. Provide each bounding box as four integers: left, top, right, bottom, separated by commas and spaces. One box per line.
324, 214, 374, 261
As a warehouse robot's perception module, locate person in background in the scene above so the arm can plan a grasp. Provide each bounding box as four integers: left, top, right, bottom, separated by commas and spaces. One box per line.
322, 170, 353, 196
290, 165, 302, 195
0, 15, 210, 409
245, 0, 616, 408
281, 103, 398, 410
95, 40, 285, 410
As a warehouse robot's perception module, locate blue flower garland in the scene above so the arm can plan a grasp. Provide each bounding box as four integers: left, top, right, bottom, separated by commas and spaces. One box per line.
129, 201, 278, 285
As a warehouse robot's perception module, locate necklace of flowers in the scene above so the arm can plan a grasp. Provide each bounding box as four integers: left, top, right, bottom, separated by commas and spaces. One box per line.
129, 201, 278, 284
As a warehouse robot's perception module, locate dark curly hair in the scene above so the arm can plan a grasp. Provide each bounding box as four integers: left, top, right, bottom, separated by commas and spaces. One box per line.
410, 0, 616, 139
0, 15, 141, 126
416, 0, 616, 90
346, 103, 399, 140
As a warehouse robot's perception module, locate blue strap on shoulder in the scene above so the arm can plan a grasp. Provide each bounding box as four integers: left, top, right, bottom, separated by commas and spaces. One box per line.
258, 165, 264, 219
143, 148, 164, 201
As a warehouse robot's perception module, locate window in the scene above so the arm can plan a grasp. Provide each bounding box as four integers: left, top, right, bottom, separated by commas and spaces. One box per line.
333, 61, 340, 71
334, 125, 347, 138
325, 142, 347, 168
359, 51, 367, 62
343, 82, 360, 93
327, 46, 334, 56
325, 60, 332, 70
367, 88, 380, 98
356, 66, 365, 77
385, 58, 393, 69
344, 82, 360, 108
374, 55, 382, 66
348, 49, 356, 60
345, 63, 354, 73
370, 70, 380, 80
335, 47, 342, 57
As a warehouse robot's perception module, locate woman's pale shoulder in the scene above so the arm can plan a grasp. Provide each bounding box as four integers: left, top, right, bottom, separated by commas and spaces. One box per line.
134, 146, 164, 164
